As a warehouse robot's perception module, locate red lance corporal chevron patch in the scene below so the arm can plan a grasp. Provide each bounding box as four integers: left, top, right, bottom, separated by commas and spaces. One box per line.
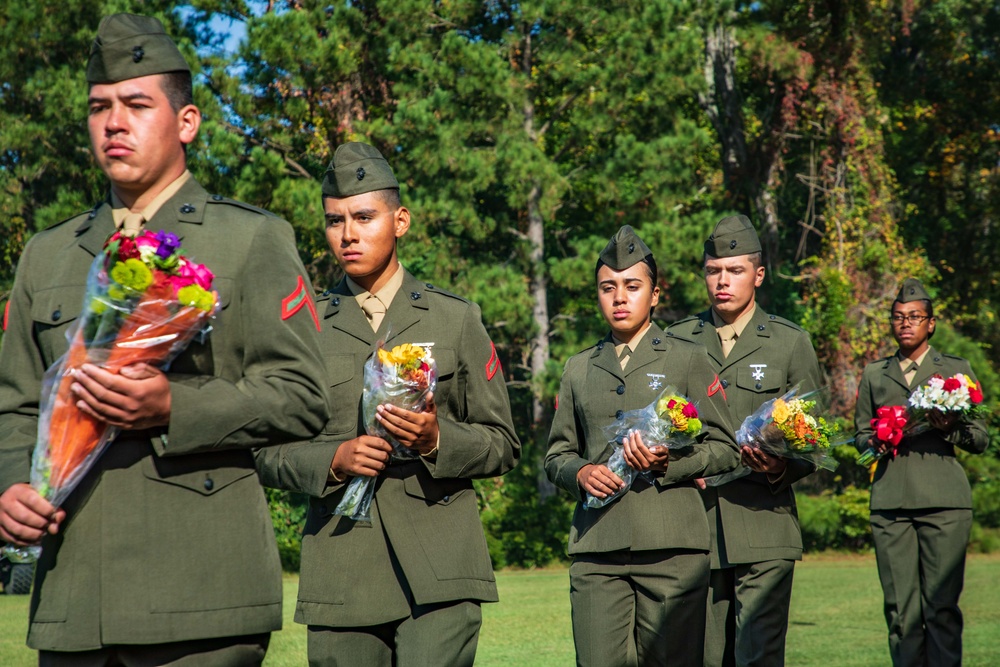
485, 342, 501, 381
707, 374, 726, 401
281, 275, 321, 332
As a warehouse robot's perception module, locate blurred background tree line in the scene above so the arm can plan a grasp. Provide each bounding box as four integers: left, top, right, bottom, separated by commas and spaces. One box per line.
2, 0, 998, 569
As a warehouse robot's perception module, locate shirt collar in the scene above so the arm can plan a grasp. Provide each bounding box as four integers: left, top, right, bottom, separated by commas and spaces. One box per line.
110, 170, 192, 228
345, 261, 405, 310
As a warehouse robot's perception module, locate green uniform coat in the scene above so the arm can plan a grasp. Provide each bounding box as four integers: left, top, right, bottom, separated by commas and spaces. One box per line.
254, 269, 520, 629
544, 324, 739, 555
666, 308, 823, 567
854, 347, 988, 667
855, 348, 988, 510
0, 179, 330, 650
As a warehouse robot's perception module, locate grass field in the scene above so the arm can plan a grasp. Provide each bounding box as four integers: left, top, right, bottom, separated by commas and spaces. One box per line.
2, 553, 999, 665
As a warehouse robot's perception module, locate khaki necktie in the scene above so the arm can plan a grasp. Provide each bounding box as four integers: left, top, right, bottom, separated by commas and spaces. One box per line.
618, 345, 631, 371
718, 325, 737, 358
121, 212, 145, 238
903, 361, 918, 387
361, 295, 386, 331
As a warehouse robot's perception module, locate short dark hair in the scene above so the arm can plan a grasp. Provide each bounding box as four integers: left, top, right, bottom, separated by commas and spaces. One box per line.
159, 71, 194, 112
375, 188, 401, 210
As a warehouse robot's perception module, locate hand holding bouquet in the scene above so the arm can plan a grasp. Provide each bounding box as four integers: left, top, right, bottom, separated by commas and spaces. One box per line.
5, 230, 219, 561
705, 386, 843, 487
858, 373, 985, 467
585, 387, 703, 509
334, 338, 437, 521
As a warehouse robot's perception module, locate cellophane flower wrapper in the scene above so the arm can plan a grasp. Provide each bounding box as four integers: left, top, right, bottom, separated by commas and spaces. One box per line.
584, 387, 704, 509
704, 385, 844, 487
857, 372, 985, 466
4, 231, 219, 562
334, 339, 437, 521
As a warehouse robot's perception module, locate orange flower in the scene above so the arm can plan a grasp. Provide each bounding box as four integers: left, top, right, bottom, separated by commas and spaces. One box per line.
793, 413, 811, 439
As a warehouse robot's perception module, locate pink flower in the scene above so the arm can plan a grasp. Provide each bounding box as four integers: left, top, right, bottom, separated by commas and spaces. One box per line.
682, 402, 699, 419
177, 259, 214, 290
667, 399, 677, 410
133, 232, 159, 250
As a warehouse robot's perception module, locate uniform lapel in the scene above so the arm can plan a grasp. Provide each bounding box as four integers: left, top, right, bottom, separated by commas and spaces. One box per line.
322, 279, 376, 346
881, 355, 910, 394
718, 307, 767, 371
75, 201, 116, 257
910, 346, 945, 389
144, 178, 209, 239
624, 324, 666, 378
75, 179, 210, 257
382, 270, 429, 344
685, 311, 724, 366
591, 334, 624, 383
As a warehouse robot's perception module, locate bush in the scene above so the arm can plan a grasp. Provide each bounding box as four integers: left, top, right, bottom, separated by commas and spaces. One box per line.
796, 488, 873, 552
266, 488, 309, 572
476, 474, 574, 569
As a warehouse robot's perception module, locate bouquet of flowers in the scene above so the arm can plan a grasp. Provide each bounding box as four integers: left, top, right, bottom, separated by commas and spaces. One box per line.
334, 339, 437, 521
585, 387, 703, 509
4, 230, 219, 561
857, 372, 985, 466
705, 386, 842, 487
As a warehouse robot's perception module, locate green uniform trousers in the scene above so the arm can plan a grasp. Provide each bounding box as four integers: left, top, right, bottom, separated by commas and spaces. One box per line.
306, 601, 481, 667
870, 508, 972, 667
569, 549, 709, 667
37, 634, 269, 667
703, 559, 795, 667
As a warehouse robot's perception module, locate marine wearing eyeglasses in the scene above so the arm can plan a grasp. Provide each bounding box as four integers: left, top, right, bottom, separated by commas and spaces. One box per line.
854, 278, 988, 667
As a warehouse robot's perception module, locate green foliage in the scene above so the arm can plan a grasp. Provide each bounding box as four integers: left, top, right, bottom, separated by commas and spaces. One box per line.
2, 0, 999, 571
264, 488, 309, 572
797, 488, 873, 552
475, 438, 575, 568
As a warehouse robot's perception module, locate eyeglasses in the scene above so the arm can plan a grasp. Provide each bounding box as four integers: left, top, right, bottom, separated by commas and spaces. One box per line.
890, 314, 930, 325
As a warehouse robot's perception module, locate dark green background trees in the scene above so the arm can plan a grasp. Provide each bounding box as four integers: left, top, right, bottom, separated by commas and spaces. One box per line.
2, 0, 997, 567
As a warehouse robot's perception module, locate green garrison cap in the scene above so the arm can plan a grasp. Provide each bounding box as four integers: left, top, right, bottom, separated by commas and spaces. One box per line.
896, 278, 932, 304
598, 225, 654, 271
322, 142, 399, 198
704, 214, 762, 258
87, 14, 190, 84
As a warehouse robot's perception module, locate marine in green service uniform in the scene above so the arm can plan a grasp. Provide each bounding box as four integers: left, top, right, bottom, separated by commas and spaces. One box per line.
254, 142, 520, 667
666, 214, 823, 667
854, 278, 988, 667
544, 225, 739, 667
0, 13, 329, 665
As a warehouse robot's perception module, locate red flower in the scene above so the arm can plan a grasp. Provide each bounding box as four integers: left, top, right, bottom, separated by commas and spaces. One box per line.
118, 236, 141, 260
681, 402, 699, 418
943, 377, 961, 392
970, 384, 984, 404
667, 399, 677, 410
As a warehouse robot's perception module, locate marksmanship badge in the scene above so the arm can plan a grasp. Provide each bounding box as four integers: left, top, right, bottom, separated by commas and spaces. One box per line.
750, 364, 767, 382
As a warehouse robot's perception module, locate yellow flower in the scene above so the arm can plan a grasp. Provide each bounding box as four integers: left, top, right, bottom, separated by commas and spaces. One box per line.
378, 343, 425, 368
772, 399, 790, 424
